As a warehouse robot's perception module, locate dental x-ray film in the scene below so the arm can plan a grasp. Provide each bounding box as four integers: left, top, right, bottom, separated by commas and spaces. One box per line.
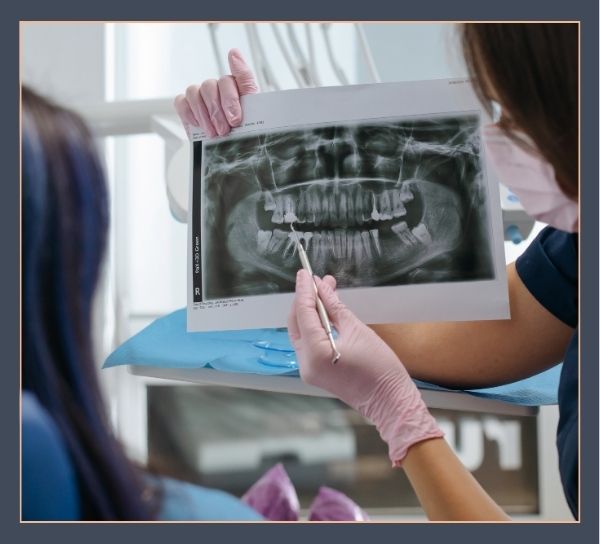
188, 81, 509, 331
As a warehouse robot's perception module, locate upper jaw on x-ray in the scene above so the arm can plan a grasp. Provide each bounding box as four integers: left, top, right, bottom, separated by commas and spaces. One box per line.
202, 116, 491, 298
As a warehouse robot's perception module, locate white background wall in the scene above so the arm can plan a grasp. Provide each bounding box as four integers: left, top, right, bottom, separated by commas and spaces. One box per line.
22, 22, 106, 103
360, 23, 467, 82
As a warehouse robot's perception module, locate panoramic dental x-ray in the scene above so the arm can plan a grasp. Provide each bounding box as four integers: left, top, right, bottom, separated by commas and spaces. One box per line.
187, 81, 508, 331
200, 115, 493, 299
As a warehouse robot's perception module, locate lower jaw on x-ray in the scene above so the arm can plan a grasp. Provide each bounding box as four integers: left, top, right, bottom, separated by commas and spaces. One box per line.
199, 114, 494, 299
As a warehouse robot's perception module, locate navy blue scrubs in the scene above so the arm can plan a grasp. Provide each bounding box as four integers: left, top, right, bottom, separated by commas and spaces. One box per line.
515, 226, 578, 518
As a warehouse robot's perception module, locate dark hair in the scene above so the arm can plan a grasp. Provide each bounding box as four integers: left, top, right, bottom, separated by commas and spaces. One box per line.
460, 23, 578, 199
22, 87, 157, 520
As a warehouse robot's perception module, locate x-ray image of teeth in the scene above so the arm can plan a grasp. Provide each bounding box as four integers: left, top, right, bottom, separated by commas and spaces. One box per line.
196, 114, 494, 299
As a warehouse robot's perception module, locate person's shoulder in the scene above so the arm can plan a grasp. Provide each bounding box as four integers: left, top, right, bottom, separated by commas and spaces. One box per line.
515, 226, 578, 327
521, 226, 577, 282
22, 392, 81, 520
153, 476, 263, 521
535, 226, 577, 258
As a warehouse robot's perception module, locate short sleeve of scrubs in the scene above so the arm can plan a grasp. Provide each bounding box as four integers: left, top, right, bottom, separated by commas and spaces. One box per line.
515, 226, 578, 518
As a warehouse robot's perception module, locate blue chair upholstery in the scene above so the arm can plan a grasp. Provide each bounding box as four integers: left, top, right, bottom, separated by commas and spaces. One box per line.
22, 392, 81, 520
21, 392, 262, 521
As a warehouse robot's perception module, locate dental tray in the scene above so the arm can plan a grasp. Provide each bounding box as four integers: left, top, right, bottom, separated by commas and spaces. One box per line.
104, 309, 561, 408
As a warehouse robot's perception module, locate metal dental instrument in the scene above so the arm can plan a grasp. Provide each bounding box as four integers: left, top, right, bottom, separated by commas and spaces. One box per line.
290, 224, 341, 364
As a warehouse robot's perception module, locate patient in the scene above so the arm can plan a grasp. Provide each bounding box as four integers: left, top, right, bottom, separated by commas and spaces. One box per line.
21, 86, 264, 521
22, 86, 367, 521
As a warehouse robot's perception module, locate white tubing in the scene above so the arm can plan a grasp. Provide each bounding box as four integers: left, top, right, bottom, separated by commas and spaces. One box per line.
208, 23, 226, 78
244, 24, 268, 91
249, 24, 280, 91
286, 23, 312, 86
321, 23, 349, 85
356, 23, 381, 83
305, 23, 321, 86
271, 23, 305, 88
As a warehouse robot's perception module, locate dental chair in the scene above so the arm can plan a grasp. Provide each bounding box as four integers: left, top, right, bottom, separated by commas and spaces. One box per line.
22, 392, 81, 521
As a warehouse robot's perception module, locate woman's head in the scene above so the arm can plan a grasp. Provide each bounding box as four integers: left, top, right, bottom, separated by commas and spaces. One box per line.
460, 23, 578, 200
23, 89, 108, 408
22, 87, 154, 519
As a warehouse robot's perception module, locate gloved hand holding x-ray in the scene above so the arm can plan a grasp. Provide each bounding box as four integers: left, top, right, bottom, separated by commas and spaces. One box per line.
183, 54, 509, 332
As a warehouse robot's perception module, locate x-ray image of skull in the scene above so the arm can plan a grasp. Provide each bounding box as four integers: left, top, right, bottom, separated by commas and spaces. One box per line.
196, 114, 494, 299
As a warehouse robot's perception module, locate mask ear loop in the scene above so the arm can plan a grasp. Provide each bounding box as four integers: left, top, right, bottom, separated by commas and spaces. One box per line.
490, 100, 518, 133
491, 100, 502, 123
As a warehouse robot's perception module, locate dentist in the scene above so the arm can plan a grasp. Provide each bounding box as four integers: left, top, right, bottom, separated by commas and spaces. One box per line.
176, 23, 578, 520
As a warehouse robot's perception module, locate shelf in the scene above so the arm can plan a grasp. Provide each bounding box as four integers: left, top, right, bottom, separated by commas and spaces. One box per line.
129, 365, 538, 417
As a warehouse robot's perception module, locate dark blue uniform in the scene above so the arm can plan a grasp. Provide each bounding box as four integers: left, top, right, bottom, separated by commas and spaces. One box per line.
515, 227, 578, 518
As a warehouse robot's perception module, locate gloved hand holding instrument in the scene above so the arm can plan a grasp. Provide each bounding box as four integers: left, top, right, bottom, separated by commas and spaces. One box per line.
288, 270, 509, 520
287, 269, 443, 465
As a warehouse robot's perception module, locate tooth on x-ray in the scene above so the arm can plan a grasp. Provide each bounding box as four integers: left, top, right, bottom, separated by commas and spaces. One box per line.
263, 191, 276, 211
282, 233, 298, 258
200, 114, 494, 299
391, 190, 407, 217
369, 229, 381, 256
257, 229, 272, 254
411, 223, 432, 245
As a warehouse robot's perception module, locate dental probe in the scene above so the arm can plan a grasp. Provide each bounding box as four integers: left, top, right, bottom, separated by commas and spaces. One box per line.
290, 224, 341, 365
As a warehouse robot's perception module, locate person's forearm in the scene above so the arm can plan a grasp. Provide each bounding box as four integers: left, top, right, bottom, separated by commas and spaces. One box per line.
402, 438, 510, 521
371, 264, 574, 388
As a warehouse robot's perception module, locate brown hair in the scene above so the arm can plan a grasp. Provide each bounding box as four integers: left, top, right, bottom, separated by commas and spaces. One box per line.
460, 23, 578, 199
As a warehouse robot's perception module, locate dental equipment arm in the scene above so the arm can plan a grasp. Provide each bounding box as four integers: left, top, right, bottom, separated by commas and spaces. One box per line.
289, 271, 509, 521
371, 263, 574, 389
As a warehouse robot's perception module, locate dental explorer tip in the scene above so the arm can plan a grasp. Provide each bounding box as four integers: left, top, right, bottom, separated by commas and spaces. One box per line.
289, 222, 304, 248
331, 350, 341, 365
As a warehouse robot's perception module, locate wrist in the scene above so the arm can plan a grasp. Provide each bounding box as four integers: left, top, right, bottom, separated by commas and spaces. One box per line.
358, 369, 443, 466
389, 429, 445, 468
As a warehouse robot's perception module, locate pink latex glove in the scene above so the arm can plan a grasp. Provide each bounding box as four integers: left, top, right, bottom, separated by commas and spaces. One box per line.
288, 270, 443, 466
174, 48, 258, 137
